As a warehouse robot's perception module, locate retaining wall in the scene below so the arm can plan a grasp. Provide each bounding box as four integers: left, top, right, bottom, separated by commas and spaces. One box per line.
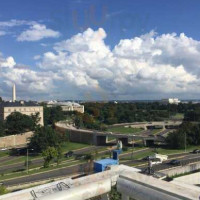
0, 131, 33, 148
55, 126, 95, 145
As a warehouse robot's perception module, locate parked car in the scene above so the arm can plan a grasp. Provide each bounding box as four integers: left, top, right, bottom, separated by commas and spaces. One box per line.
151, 158, 162, 165
0, 148, 7, 151
142, 156, 151, 161
75, 154, 86, 160
168, 159, 181, 165
65, 151, 74, 158
10, 147, 27, 156
192, 149, 200, 154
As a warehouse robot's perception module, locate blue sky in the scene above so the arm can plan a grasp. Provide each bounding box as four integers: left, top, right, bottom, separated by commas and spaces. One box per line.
0, 0, 200, 100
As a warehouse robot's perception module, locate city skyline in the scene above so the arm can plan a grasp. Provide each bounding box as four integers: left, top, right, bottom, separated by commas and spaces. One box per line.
0, 0, 200, 100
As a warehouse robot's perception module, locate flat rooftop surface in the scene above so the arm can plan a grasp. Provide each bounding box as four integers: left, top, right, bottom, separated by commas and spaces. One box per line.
94, 158, 118, 165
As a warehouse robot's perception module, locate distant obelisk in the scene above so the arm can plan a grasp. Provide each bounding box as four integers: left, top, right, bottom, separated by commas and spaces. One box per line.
12, 84, 16, 102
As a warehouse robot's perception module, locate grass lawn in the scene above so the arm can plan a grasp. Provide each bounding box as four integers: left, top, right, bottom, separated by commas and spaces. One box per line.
151, 129, 162, 135
60, 142, 91, 152
107, 126, 143, 134
156, 145, 200, 155
0, 142, 91, 167
119, 145, 200, 160
0, 160, 85, 181
170, 113, 184, 120
0, 150, 9, 158
120, 150, 153, 161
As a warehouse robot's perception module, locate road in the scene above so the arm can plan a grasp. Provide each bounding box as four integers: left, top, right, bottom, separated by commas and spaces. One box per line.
0, 145, 144, 174
122, 152, 200, 172
0, 146, 105, 174
2, 163, 91, 186
2, 148, 200, 186
1, 148, 151, 186
0, 156, 18, 163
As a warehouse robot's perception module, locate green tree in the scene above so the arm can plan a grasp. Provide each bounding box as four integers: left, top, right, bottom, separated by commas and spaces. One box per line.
6, 112, 35, 135
31, 112, 41, 128
43, 106, 66, 125
166, 122, 200, 149
42, 147, 58, 168
74, 115, 83, 128
28, 126, 61, 152
0, 121, 5, 137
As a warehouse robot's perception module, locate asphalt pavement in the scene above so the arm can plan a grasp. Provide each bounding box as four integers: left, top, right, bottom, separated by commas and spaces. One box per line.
2, 147, 200, 187
0, 146, 106, 174
2, 163, 90, 186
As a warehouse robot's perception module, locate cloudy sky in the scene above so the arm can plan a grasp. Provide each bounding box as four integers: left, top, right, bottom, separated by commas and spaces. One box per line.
0, 0, 200, 101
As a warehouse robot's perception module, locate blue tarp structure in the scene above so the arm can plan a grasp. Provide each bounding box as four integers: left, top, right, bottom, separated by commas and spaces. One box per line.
94, 158, 119, 172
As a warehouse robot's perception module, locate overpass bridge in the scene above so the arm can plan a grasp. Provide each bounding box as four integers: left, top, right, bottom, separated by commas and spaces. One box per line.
110, 121, 182, 130
55, 121, 176, 146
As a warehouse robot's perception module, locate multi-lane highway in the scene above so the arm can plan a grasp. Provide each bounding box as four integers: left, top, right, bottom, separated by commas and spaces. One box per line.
0, 146, 105, 174
122, 152, 200, 172
2, 148, 200, 187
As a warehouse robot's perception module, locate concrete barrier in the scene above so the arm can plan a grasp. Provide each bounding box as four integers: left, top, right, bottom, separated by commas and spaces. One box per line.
160, 161, 200, 177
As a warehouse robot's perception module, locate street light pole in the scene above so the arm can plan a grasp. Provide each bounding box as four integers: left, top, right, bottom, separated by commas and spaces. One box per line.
185, 132, 187, 153
131, 135, 134, 160
26, 148, 34, 174
26, 149, 29, 174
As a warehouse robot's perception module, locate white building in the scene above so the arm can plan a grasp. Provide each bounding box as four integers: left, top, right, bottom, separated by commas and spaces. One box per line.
47, 101, 84, 113
0, 84, 44, 126
161, 98, 181, 105
0, 101, 44, 126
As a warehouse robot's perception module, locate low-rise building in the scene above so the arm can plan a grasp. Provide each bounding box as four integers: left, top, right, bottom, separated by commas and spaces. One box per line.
47, 101, 84, 113
0, 101, 44, 126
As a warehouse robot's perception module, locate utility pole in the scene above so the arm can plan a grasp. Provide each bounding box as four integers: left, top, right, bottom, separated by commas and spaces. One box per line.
131, 135, 134, 160
185, 132, 187, 153
26, 149, 29, 174
27, 148, 34, 174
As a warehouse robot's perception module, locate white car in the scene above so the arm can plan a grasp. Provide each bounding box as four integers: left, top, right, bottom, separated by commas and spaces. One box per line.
151, 158, 162, 165
0, 148, 7, 151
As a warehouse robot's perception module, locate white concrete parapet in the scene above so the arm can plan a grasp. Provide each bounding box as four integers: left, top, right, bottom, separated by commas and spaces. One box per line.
1, 165, 199, 200
117, 172, 200, 200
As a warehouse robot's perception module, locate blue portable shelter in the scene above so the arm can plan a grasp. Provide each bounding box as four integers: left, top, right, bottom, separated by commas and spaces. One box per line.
94, 158, 119, 172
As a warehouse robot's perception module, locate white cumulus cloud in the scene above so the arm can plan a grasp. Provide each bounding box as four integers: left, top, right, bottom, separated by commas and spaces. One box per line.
36, 28, 200, 100
17, 23, 60, 41
1, 28, 200, 100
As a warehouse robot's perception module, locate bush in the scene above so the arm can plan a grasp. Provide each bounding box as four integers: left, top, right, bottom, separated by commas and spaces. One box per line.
0, 184, 7, 195
122, 147, 128, 151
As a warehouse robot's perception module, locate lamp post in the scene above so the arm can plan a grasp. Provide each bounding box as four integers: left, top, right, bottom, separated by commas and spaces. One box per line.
185, 132, 187, 153
131, 135, 135, 160
27, 148, 34, 174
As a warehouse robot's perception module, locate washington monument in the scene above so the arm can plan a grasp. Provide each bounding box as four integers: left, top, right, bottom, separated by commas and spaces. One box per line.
12, 83, 16, 102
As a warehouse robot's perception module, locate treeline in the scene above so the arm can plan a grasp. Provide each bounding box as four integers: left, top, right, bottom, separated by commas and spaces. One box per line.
73, 102, 177, 130
167, 122, 200, 149
84, 102, 180, 124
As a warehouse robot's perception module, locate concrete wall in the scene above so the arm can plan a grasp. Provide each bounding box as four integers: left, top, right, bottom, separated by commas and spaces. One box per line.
160, 162, 200, 177
0, 131, 33, 148
55, 126, 95, 145
173, 171, 200, 185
